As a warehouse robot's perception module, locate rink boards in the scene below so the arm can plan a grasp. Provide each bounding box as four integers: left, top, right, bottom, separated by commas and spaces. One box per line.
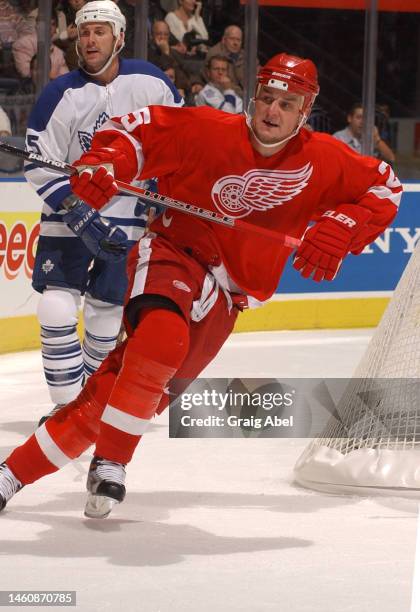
0, 178, 419, 352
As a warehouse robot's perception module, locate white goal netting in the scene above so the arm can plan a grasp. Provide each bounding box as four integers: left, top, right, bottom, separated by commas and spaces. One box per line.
294, 240, 420, 496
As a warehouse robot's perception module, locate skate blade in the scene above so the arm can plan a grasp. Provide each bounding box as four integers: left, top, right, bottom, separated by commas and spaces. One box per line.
84, 493, 119, 519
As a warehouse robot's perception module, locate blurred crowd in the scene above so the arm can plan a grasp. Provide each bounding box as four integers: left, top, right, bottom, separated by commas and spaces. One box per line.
0, 0, 395, 165
0, 0, 246, 112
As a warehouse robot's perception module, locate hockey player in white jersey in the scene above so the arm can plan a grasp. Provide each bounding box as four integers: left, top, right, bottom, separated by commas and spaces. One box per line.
25, 1, 183, 424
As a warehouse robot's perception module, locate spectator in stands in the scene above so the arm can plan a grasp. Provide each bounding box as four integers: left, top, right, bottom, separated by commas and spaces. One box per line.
376, 103, 393, 146
165, 0, 209, 46
0, 0, 33, 46
0, 104, 11, 136
155, 55, 203, 108
149, 19, 176, 56
56, 0, 85, 45
195, 54, 242, 113
154, 53, 177, 86
177, 73, 203, 106
148, 1, 167, 22
28, 53, 60, 93
205, 25, 245, 96
12, 14, 69, 80
148, 20, 190, 94
333, 102, 395, 164
160, 0, 178, 12
0, 0, 34, 77
19, 1, 38, 17
113, 0, 165, 57
164, 64, 176, 84
54, 0, 86, 70
113, 0, 136, 58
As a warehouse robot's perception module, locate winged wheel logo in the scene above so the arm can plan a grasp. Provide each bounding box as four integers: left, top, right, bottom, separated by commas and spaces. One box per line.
211, 164, 313, 218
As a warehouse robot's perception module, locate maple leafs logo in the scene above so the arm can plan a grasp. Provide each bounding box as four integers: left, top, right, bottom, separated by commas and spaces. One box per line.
77, 112, 109, 152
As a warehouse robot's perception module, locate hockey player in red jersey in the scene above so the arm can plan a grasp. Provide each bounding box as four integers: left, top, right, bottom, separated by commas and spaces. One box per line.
0, 54, 401, 518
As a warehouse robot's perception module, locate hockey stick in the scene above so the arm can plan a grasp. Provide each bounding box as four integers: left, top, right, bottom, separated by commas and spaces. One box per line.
0, 139, 301, 248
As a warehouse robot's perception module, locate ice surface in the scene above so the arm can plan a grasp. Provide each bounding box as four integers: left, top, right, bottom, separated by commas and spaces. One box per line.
0, 329, 417, 612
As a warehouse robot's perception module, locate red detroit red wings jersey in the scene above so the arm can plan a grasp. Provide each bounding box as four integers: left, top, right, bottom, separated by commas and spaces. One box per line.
93, 106, 401, 301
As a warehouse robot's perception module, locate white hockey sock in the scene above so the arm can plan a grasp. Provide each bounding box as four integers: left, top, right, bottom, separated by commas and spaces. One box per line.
37, 289, 83, 405
40, 324, 84, 403
82, 329, 120, 377
82, 295, 123, 378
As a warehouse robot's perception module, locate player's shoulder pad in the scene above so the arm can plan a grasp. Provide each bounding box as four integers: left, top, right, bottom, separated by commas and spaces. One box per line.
27, 69, 90, 132
178, 105, 242, 134
195, 105, 243, 122
118, 58, 167, 78
146, 104, 214, 125
118, 58, 182, 103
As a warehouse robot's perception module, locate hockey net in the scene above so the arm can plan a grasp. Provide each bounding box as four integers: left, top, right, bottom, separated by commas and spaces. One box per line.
294, 240, 420, 496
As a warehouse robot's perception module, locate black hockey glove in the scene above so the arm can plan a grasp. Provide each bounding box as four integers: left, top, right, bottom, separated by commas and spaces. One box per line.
63, 199, 128, 262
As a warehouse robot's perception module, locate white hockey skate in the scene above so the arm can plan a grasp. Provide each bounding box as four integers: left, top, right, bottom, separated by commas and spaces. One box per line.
84, 456, 126, 519
0, 463, 22, 512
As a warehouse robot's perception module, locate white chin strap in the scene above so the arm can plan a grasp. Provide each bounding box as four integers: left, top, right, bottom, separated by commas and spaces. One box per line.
77, 36, 125, 77
245, 98, 308, 150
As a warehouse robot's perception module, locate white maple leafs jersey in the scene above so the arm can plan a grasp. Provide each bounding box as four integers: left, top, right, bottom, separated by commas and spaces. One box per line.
24, 59, 183, 241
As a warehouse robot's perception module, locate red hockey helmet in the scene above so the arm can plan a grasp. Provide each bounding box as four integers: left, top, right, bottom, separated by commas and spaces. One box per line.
256, 53, 319, 118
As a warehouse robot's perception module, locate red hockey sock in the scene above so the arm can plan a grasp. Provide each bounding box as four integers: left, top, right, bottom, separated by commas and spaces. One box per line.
95, 308, 189, 464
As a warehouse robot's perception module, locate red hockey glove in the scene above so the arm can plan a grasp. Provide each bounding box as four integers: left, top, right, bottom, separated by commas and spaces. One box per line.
293, 204, 372, 282
70, 148, 129, 210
